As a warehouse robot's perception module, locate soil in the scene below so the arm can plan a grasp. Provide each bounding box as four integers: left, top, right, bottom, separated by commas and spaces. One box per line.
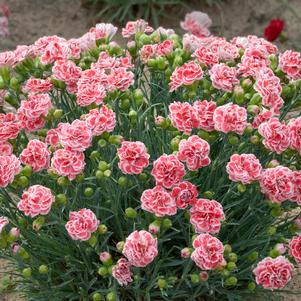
0, 0, 301, 300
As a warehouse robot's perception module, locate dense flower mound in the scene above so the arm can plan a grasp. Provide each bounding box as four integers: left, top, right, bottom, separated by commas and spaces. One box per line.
0, 11, 301, 301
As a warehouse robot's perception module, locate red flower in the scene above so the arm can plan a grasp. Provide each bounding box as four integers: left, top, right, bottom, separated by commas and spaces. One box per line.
264, 19, 284, 42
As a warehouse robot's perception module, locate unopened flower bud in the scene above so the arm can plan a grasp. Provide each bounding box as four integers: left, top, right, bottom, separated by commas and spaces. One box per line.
269, 248, 280, 258
108, 135, 123, 145
267, 226, 277, 236
11, 243, 20, 254
237, 183, 246, 193
39, 265, 49, 274
9, 227, 20, 238
190, 274, 200, 284
247, 105, 260, 115
21, 165, 33, 177
227, 262, 237, 271
248, 281, 256, 291
199, 271, 209, 281
116, 241, 125, 252
267, 159, 279, 168
125, 207, 137, 219
162, 218, 172, 230
157, 278, 167, 289
149, 220, 161, 234
228, 252, 238, 263
233, 86, 244, 104
106, 292, 117, 301
225, 276, 237, 286
88, 235, 97, 247
249, 93, 262, 105
32, 216, 45, 231
84, 187, 94, 197
181, 247, 192, 258
18, 176, 29, 187
22, 268, 32, 278
248, 251, 258, 261
98, 266, 108, 276
99, 252, 112, 265
224, 244, 232, 255
92, 293, 102, 301
53, 109, 63, 119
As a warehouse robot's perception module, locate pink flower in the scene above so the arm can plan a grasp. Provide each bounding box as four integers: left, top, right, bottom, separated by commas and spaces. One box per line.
123, 230, 158, 267
112, 258, 133, 286
288, 117, 301, 155
194, 100, 216, 132
58, 120, 92, 152
157, 40, 174, 57
0, 51, 15, 68
169, 102, 200, 134
259, 166, 294, 203
18, 185, 55, 217
0, 141, 13, 156
258, 118, 290, 154
253, 256, 294, 289
181, 247, 191, 258
141, 185, 177, 217
122, 19, 153, 38
0, 216, 8, 234
0, 113, 21, 142
91, 23, 117, 40
183, 33, 203, 53
289, 235, 301, 264
52, 59, 82, 94
83, 106, 116, 136
279, 50, 301, 80
23, 78, 53, 94
140, 44, 157, 63
171, 181, 198, 209
51, 148, 85, 180
107, 68, 134, 92
190, 199, 225, 234
117, 141, 150, 175
20, 140, 51, 172
65, 208, 100, 241
169, 61, 203, 91
151, 154, 185, 188
254, 68, 283, 114
74, 32, 96, 51
252, 109, 273, 129
45, 127, 62, 148
209, 63, 239, 92
193, 46, 219, 67
208, 38, 239, 61
0, 154, 21, 187
191, 233, 224, 270
180, 11, 212, 37
213, 103, 247, 135
76, 82, 106, 107
292, 171, 301, 205
17, 93, 52, 132
178, 135, 211, 171
226, 154, 262, 184
239, 46, 270, 77
99, 252, 111, 263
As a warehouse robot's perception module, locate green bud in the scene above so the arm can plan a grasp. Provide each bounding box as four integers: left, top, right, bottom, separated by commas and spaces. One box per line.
170, 137, 180, 151
76, 174, 85, 183
269, 248, 280, 258
98, 266, 108, 276
0, 76, 5, 89
190, 274, 200, 284
9, 77, 19, 90
95, 170, 104, 180
227, 262, 237, 271
104, 170, 112, 178
173, 55, 183, 67
147, 59, 157, 68
90, 150, 100, 160
53, 109, 63, 119
98, 224, 108, 235
197, 130, 210, 141
221, 269, 230, 278
224, 244, 232, 255
157, 278, 167, 289
32, 216, 45, 231
57, 176, 69, 186
228, 252, 238, 263
125, 207, 137, 219
248, 251, 258, 261
116, 241, 125, 252
249, 93, 262, 105
138, 173, 148, 181
271, 207, 283, 217
237, 183, 246, 193
118, 176, 127, 187
18, 176, 29, 187
84, 187, 94, 197
233, 86, 244, 104
267, 226, 277, 236
38, 265, 49, 274
92, 293, 102, 301
203, 191, 215, 199
162, 218, 172, 230
228, 135, 239, 145
248, 281, 256, 291
106, 292, 117, 301
55, 194, 67, 204
108, 135, 123, 145
250, 135, 260, 145
88, 235, 97, 247
139, 33, 151, 45
225, 276, 237, 286
157, 57, 167, 70
22, 268, 32, 278
98, 139, 107, 148
128, 109, 138, 124
18, 218, 27, 229
120, 98, 131, 110
98, 161, 108, 171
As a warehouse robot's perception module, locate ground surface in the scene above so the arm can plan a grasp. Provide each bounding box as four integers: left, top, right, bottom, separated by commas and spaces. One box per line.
0, 0, 301, 300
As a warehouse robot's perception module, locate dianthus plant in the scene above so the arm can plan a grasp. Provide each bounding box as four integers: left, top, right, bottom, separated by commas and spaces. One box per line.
0, 14, 301, 301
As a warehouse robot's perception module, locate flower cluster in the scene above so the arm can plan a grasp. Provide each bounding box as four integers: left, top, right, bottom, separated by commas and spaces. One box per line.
0, 10, 301, 301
